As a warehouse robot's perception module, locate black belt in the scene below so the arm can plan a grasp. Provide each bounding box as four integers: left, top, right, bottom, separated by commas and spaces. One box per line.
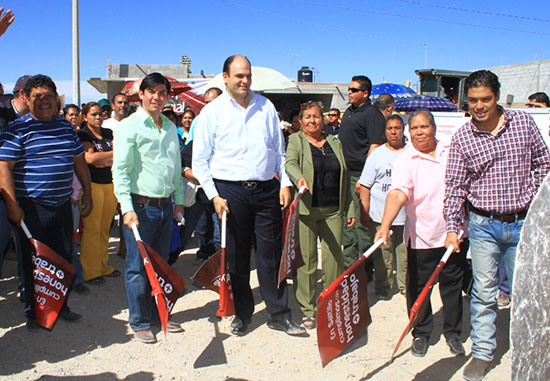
214, 178, 274, 189
468, 203, 527, 222
131, 193, 171, 207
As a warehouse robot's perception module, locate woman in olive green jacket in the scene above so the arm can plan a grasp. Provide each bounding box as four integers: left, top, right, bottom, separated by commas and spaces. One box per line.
285, 101, 355, 329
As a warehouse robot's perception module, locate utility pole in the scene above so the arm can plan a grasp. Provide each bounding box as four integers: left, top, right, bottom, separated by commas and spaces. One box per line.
72, 0, 81, 106
290, 53, 298, 81
424, 44, 428, 69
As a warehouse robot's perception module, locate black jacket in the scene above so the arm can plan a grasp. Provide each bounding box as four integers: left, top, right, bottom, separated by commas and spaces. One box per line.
0, 96, 18, 131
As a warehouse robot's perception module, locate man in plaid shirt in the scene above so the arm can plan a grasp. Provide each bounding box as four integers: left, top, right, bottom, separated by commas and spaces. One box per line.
444, 70, 550, 381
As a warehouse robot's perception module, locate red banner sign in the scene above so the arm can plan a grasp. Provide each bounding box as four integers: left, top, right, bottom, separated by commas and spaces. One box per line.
316, 257, 372, 367
31, 238, 76, 330
278, 190, 305, 287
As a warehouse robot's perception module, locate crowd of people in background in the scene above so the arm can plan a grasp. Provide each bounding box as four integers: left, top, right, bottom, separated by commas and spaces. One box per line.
1, 48, 549, 381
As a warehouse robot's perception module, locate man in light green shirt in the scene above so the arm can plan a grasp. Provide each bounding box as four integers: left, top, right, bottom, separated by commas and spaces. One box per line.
112, 72, 185, 344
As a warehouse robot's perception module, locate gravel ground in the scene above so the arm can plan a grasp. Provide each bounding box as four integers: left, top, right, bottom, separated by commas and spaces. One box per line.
0, 224, 510, 380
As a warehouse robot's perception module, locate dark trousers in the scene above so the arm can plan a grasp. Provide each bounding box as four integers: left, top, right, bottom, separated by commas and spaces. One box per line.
18, 198, 73, 319
215, 178, 290, 322
407, 242, 466, 340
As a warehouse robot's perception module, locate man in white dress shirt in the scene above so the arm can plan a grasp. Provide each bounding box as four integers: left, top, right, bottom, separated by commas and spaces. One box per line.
193, 55, 306, 337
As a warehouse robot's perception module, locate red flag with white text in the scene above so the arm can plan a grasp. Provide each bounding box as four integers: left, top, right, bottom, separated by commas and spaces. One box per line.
191, 210, 235, 316
20, 221, 76, 330
278, 186, 306, 287
316, 236, 388, 367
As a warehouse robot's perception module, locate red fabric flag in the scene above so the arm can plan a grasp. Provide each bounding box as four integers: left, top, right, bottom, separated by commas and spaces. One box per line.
316, 235, 388, 367
21, 221, 76, 330
278, 186, 306, 287
191, 211, 235, 317
192, 250, 223, 293
132, 224, 170, 335
316, 256, 371, 367
142, 240, 187, 314
216, 247, 235, 317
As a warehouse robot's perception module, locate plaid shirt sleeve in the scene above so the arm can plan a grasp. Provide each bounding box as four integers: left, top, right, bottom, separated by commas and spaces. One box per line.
529, 120, 550, 189
444, 134, 468, 233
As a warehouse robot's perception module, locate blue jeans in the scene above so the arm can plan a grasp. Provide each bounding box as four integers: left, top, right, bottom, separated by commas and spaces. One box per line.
468, 210, 523, 361
498, 254, 510, 296
123, 202, 173, 331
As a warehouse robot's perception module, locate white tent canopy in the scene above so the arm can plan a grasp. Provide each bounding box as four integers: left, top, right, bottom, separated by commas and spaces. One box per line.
204, 66, 296, 95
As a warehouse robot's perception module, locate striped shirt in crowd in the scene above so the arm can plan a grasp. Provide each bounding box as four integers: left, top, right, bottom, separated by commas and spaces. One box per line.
444, 107, 550, 232
0, 114, 84, 206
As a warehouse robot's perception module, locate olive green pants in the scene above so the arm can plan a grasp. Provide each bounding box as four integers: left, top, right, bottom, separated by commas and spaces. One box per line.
295, 206, 344, 317
368, 222, 407, 294
343, 175, 373, 268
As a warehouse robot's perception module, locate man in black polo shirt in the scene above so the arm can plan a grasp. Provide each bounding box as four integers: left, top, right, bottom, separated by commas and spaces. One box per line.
324, 108, 341, 136
338, 75, 386, 270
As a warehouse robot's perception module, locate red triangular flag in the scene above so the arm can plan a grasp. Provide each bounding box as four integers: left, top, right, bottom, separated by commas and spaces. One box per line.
142, 240, 187, 314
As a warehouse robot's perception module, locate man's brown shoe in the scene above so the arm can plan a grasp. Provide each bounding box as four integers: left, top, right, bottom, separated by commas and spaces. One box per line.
167, 321, 184, 333
463, 357, 491, 381
134, 329, 156, 344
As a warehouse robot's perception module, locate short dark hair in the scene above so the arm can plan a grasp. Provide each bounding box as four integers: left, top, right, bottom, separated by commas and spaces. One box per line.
63, 104, 79, 117
528, 92, 550, 107
387, 114, 404, 126
375, 93, 395, 110
289, 109, 300, 121
408, 109, 436, 132
329, 107, 340, 115
162, 109, 177, 121
23, 74, 57, 97
298, 102, 323, 120
140, 72, 171, 93
351, 75, 372, 94
205, 87, 223, 96
183, 109, 196, 119
465, 70, 500, 96
82, 102, 100, 117
223, 55, 251, 75
111, 92, 128, 104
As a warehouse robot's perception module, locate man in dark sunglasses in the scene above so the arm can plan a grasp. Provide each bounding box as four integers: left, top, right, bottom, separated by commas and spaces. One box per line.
338, 75, 386, 274
324, 108, 341, 136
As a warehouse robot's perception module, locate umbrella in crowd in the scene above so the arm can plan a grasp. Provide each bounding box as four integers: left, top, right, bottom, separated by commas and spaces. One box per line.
370, 83, 418, 101
121, 76, 192, 102
395, 94, 457, 112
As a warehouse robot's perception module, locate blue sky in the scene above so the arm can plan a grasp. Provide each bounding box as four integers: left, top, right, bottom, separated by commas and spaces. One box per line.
1, 0, 549, 102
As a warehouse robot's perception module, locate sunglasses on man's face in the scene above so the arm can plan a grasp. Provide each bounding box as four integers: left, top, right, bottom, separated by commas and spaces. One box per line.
348, 87, 363, 93
328, 114, 339, 117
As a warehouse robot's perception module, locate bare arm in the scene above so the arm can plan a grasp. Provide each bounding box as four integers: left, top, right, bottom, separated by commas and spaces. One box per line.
359, 185, 371, 227
183, 168, 199, 184
82, 142, 113, 167
374, 189, 408, 244
73, 155, 93, 217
